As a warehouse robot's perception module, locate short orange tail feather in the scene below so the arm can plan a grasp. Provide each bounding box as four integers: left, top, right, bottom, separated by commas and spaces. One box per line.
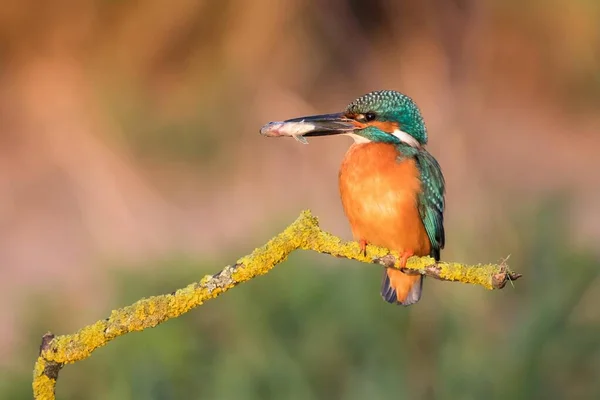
381, 269, 423, 306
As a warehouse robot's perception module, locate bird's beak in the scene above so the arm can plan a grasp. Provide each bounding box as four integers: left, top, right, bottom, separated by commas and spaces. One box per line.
260, 112, 356, 140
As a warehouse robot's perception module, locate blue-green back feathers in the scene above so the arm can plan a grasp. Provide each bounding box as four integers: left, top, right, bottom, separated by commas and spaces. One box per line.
415, 150, 445, 260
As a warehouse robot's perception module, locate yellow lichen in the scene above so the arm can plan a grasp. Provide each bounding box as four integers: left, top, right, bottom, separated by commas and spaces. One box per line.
32, 209, 516, 399
435, 262, 500, 290
32, 373, 56, 400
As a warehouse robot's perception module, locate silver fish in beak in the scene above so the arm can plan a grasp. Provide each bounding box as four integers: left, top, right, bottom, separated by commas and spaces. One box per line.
260, 113, 356, 144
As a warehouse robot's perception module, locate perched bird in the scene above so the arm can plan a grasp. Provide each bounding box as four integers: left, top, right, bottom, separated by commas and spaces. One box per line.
261, 90, 445, 306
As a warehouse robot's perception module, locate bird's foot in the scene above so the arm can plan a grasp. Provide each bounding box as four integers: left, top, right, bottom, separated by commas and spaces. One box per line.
397, 250, 415, 269
359, 239, 368, 257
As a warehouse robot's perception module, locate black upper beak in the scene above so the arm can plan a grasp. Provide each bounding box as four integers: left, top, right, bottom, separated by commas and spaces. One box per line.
285, 113, 356, 136
260, 112, 355, 139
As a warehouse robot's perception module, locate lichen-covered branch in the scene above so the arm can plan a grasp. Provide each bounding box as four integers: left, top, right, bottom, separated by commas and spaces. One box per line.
32, 210, 520, 399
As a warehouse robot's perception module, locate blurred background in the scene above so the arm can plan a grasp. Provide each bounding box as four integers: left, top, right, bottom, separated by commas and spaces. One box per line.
1, 0, 600, 398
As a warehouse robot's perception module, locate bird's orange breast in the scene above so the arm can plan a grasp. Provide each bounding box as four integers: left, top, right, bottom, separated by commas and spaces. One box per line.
338, 142, 431, 256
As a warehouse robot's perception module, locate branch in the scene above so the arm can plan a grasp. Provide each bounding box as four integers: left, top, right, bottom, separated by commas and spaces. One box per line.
32, 210, 521, 399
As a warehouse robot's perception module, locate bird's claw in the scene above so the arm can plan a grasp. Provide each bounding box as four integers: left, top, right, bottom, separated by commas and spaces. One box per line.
359, 239, 368, 257
397, 250, 415, 270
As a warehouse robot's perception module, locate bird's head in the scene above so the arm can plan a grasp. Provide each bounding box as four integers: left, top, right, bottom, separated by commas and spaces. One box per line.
261, 90, 427, 147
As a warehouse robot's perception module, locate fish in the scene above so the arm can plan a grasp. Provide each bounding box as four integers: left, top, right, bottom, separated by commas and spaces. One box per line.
259, 120, 313, 144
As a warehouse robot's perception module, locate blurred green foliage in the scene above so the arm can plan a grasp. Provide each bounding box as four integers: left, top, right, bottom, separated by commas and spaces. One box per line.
3, 199, 600, 399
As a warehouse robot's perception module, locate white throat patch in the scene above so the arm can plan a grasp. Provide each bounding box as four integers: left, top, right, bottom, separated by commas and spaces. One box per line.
392, 129, 420, 148
342, 130, 420, 146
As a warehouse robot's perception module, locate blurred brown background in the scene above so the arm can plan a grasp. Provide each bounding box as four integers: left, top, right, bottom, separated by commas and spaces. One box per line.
1, 1, 600, 399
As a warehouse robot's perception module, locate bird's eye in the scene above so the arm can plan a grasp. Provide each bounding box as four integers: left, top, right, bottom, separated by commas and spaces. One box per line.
365, 112, 376, 121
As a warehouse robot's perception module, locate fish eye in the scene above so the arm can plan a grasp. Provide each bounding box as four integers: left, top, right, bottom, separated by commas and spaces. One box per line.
365, 112, 376, 121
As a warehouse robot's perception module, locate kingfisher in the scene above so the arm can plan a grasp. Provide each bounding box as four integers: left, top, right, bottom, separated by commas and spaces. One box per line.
261, 90, 445, 306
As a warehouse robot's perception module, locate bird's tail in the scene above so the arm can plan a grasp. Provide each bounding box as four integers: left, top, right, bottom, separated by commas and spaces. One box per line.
380, 268, 423, 306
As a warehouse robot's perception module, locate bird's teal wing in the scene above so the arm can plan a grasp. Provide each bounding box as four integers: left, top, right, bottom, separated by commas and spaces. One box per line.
415, 150, 445, 260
